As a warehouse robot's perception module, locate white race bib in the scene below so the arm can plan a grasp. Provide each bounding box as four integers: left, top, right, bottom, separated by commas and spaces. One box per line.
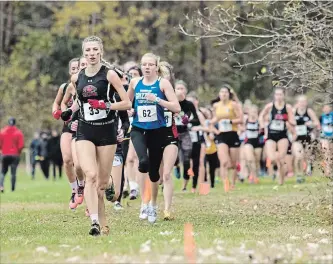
296, 125, 307, 136
83, 103, 107, 121
218, 119, 232, 132
189, 131, 198, 142
270, 120, 284, 131
137, 105, 157, 122
323, 125, 333, 134
164, 111, 173, 127
112, 155, 122, 167
174, 115, 183, 126
246, 130, 258, 139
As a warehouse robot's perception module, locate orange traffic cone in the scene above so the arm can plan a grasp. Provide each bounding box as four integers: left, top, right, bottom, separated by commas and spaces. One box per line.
184, 223, 196, 264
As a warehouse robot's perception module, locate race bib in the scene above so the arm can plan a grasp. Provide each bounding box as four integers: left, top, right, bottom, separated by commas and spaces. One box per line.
189, 131, 198, 142
270, 120, 284, 131
137, 105, 157, 122
296, 125, 307, 136
83, 103, 107, 121
204, 133, 211, 148
174, 115, 183, 126
112, 155, 122, 167
322, 125, 333, 134
246, 130, 258, 139
218, 119, 232, 132
164, 111, 173, 127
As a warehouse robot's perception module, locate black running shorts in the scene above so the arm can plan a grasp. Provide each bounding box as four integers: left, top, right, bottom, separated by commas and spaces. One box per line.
76, 120, 117, 146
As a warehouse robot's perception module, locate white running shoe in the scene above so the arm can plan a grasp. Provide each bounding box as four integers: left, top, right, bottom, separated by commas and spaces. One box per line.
139, 204, 148, 220
114, 201, 124, 211
148, 205, 157, 224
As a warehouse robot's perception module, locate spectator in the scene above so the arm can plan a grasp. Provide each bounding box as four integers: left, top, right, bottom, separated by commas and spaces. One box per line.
0, 117, 25, 192
39, 132, 51, 180
48, 129, 63, 180
30, 132, 41, 180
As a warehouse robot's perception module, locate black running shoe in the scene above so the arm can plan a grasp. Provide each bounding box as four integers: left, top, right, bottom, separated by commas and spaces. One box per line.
129, 189, 138, 200
105, 183, 115, 202
89, 220, 101, 236
122, 189, 129, 199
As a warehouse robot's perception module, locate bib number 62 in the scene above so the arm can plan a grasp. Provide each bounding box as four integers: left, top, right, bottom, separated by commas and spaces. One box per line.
142, 109, 151, 118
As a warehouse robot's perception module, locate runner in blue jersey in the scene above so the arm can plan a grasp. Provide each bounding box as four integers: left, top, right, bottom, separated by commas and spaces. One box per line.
128, 53, 181, 223
319, 104, 333, 177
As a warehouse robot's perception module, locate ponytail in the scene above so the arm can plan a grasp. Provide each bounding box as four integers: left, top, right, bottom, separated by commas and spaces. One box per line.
101, 58, 125, 78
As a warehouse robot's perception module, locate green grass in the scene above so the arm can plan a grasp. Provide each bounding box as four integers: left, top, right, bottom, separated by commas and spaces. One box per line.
0, 168, 332, 263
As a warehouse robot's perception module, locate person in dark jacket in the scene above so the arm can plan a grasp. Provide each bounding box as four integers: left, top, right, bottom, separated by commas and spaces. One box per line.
30, 132, 41, 180
48, 129, 63, 180
39, 132, 51, 180
0, 117, 25, 192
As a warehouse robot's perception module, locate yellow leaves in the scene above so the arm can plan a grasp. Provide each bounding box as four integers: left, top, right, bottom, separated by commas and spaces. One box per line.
53, 2, 101, 34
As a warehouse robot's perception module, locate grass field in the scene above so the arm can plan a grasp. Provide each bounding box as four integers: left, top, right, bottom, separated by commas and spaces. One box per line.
0, 168, 332, 263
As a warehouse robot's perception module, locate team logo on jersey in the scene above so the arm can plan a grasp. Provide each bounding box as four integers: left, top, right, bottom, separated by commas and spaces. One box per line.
275, 113, 288, 120
82, 85, 98, 97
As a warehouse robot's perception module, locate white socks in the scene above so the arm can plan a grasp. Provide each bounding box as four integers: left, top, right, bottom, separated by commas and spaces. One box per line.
70, 181, 78, 192
78, 180, 85, 187
90, 214, 99, 224
129, 181, 138, 191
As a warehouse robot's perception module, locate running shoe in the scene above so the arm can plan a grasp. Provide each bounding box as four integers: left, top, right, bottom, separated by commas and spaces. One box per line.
129, 189, 138, 200
163, 210, 174, 221
101, 226, 110, 236
122, 189, 129, 199
69, 192, 78, 210
75, 186, 84, 205
296, 175, 306, 184
306, 163, 312, 176
139, 204, 148, 220
89, 220, 101, 236
105, 183, 115, 202
174, 166, 181, 179
191, 188, 196, 193
114, 201, 124, 211
272, 165, 278, 180
148, 205, 157, 223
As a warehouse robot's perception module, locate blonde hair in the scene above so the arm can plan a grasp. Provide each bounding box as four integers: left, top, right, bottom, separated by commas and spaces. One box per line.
141, 53, 160, 67
82, 36, 119, 73
159, 61, 175, 84
297, 95, 307, 102
249, 105, 259, 112
82, 35, 104, 54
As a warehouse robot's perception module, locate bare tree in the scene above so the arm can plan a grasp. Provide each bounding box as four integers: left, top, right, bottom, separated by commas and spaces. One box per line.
180, 1, 333, 104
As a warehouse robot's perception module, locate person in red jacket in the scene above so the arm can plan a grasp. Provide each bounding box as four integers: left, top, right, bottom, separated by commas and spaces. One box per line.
0, 117, 25, 192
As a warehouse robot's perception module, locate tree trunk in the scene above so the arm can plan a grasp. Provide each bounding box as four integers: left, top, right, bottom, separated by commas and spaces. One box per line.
199, 0, 207, 86
4, 2, 14, 53
0, 1, 4, 54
